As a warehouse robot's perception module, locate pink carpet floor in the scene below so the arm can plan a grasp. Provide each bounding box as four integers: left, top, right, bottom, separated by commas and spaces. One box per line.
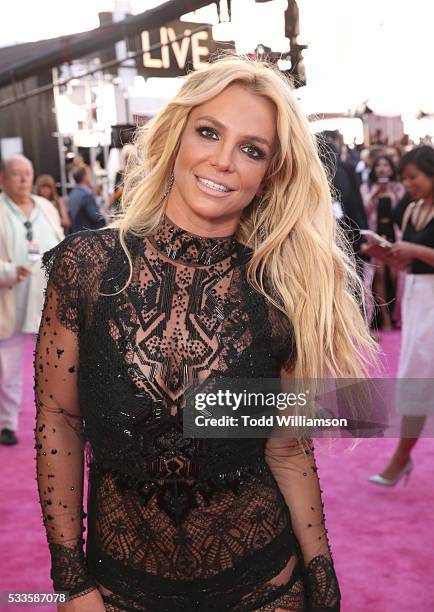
0, 331, 433, 611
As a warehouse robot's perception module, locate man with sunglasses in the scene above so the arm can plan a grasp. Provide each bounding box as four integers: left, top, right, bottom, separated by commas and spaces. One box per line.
0, 155, 63, 445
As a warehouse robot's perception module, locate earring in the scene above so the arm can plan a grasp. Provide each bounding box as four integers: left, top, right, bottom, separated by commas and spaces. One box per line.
162, 173, 174, 199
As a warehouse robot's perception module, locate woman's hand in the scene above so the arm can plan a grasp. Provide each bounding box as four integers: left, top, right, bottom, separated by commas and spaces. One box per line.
58, 589, 105, 611
387, 241, 417, 269
370, 182, 390, 198
16, 265, 31, 282
368, 184, 382, 200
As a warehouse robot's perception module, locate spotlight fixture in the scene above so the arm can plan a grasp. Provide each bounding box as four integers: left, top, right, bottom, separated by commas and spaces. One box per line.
416, 110, 428, 120
355, 102, 374, 116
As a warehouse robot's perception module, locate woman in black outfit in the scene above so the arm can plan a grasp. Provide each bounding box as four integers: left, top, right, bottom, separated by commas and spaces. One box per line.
370, 146, 434, 487
361, 155, 405, 329
35, 56, 374, 611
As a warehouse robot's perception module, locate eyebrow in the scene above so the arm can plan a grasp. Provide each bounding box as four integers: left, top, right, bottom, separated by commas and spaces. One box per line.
195, 115, 273, 149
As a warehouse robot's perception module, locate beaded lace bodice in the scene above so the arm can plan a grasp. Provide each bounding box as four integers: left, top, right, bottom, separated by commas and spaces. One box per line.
35, 217, 340, 611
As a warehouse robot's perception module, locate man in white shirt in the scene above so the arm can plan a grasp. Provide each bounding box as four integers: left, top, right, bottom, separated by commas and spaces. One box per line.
0, 155, 64, 445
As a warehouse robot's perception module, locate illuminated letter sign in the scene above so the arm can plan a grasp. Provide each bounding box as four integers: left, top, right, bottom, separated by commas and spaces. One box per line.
137, 20, 233, 77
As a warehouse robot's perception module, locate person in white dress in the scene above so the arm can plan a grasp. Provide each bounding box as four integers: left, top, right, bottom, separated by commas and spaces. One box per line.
369, 146, 434, 486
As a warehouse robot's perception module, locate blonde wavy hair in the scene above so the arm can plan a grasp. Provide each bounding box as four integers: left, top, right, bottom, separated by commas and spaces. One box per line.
114, 54, 376, 380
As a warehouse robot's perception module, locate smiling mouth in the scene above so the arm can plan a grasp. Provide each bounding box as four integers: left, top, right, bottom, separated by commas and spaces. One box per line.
196, 176, 234, 193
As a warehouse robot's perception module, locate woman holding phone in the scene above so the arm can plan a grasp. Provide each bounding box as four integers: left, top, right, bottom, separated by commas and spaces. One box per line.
370, 146, 434, 486
361, 155, 405, 329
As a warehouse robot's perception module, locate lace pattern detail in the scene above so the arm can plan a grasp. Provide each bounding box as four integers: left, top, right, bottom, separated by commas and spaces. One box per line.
89, 530, 296, 610
153, 215, 239, 265
305, 555, 341, 611
35, 220, 340, 609
49, 543, 96, 596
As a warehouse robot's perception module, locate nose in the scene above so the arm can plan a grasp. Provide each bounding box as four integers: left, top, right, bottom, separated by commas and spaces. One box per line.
210, 142, 235, 173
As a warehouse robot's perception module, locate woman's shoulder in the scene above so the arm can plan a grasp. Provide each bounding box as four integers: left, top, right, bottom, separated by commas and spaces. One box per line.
63, 227, 121, 252
42, 228, 121, 276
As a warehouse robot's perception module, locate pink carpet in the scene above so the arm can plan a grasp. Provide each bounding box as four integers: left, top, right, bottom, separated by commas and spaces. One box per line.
0, 331, 433, 611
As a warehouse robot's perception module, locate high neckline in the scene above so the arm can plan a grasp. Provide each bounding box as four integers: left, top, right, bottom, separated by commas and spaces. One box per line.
153, 215, 238, 266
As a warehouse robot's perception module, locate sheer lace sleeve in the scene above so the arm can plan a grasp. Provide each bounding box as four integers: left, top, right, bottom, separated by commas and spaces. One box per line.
264, 437, 341, 611
34, 236, 97, 599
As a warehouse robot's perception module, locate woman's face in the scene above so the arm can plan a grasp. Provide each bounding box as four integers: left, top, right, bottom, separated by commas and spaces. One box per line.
38, 185, 52, 200
166, 83, 277, 236
401, 163, 434, 201
374, 158, 393, 179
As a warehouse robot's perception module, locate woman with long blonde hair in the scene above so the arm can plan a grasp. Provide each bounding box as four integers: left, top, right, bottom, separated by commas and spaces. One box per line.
35, 55, 374, 611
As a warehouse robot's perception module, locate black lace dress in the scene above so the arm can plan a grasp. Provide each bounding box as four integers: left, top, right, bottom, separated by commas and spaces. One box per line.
35, 216, 340, 611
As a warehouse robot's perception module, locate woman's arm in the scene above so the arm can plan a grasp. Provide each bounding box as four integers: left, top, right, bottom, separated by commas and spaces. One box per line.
265, 436, 341, 611
359, 182, 371, 208
35, 240, 101, 607
360, 184, 385, 234
265, 364, 340, 611
388, 241, 434, 268
360, 183, 379, 213
391, 181, 406, 203
411, 243, 434, 267
58, 197, 72, 230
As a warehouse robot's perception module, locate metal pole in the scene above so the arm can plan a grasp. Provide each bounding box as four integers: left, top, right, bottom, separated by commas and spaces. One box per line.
363, 114, 371, 148
52, 67, 68, 198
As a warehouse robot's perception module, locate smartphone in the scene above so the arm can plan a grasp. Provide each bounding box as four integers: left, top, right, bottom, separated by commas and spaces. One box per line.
359, 229, 391, 247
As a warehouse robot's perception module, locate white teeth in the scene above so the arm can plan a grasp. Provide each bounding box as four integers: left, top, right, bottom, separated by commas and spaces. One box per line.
197, 177, 231, 193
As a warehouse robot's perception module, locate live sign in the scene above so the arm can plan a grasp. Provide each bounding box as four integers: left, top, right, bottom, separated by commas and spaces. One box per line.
136, 20, 233, 78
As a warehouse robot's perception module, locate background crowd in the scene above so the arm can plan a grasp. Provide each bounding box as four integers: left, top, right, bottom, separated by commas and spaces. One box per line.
320, 132, 434, 333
